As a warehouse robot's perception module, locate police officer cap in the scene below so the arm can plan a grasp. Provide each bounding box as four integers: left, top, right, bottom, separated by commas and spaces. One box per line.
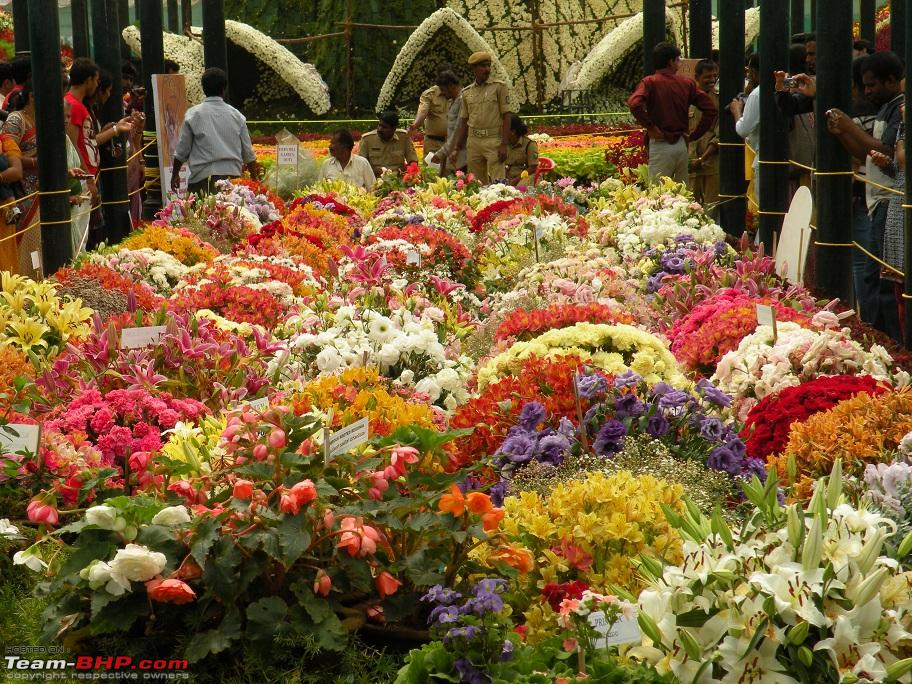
468, 51, 492, 65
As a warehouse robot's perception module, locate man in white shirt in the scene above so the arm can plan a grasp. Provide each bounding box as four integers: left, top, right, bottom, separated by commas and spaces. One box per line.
728, 53, 761, 191
318, 129, 376, 190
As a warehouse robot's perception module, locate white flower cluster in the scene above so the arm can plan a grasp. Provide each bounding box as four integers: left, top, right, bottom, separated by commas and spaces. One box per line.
635, 477, 912, 684
89, 248, 189, 297
122, 27, 205, 104
79, 544, 168, 597
376, 8, 515, 113
711, 7, 762, 52
470, 182, 523, 210
571, 12, 651, 93
271, 307, 471, 409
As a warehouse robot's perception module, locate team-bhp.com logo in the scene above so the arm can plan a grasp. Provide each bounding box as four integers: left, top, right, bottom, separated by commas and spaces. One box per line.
4, 653, 189, 681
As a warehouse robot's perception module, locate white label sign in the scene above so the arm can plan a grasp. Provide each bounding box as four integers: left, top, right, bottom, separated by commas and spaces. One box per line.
30, 251, 40, 270
755, 304, 775, 328
327, 417, 370, 458
0, 423, 40, 456
406, 249, 421, 266
276, 144, 299, 166
588, 612, 641, 648
245, 397, 270, 411
120, 325, 167, 349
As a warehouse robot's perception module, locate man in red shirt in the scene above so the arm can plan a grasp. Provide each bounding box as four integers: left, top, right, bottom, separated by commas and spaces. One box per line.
628, 42, 718, 184
64, 58, 101, 179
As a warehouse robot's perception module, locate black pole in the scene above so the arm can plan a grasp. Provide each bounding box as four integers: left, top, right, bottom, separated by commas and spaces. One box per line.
689, 0, 712, 58
140, 0, 165, 220
815, 0, 853, 301
810, 0, 816, 30
181, 0, 192, 33
642, 0, 665, 77
167, 0, 179, 33
894, 0, 906, 57
719, 0, 746, 237
860, 0, 876, 43
71, 0, 89, 58
118, 0, 131, 59
790, 0, 804, 36
758, 0, 791, 252
202, 0, 228, 74
91, 0, 131, 244
904, 0, 912, 349
28, 1, 72, 272
12, 0, 29, 53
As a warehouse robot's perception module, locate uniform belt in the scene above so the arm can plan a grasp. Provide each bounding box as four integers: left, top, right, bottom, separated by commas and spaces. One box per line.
470, 127, 499, 137
425, 134, 446, 142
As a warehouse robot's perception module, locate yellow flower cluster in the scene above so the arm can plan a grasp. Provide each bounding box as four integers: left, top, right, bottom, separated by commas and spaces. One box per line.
304, 179, 378, 218
122, 226, 218, 266
158, 415, 228, 475
291, 367, 435, 438
475, 471, 684, 637
475, 322, 687, 390
0, 272, 93, 361
773, 389, 912, 500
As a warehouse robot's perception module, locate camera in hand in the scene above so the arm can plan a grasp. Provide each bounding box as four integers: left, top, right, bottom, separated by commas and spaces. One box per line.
782, 77, 799, 89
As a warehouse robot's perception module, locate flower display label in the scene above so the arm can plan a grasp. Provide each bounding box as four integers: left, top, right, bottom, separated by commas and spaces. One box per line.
326, 417, 370, 459
588, 611, 640, 648
755, 304, 778, 343
245, 397, 270, 411
276, 144, 299, 167
0, 423, 40, 456
30, 251, 40, 270
120, 325, 167, 349
406, 249, 421, 266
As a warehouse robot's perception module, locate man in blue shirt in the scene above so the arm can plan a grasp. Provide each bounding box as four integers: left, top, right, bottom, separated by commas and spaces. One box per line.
171, 68, 259, 197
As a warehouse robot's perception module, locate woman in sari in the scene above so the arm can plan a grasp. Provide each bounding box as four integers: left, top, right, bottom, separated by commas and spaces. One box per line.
2, 78, 39, 274
0, 132, 23, 273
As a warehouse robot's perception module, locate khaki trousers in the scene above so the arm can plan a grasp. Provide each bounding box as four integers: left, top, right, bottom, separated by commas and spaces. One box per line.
467, 135, 505, 184
689, 171, 720, 209
648, 138, 688, 184
423, 137, 445, 156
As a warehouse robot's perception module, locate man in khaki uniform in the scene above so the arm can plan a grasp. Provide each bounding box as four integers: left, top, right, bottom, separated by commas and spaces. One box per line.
409, 71, 458, 156
688, 59, 720, 214
449, 51, 511, 184
357, 110, 418, 176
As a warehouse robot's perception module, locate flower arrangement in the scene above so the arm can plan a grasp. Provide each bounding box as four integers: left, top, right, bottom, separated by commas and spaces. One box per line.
88, 248, 190, 297
493, 302, 636, 344
54, 263, 164, 313
742, 375, 889, 460
366, 223, 477, 286
771, 389, 912, 499
122, 225, 220, 266
213, 179, 281, 225
633, 464, 912, 684
475, 323, 687, 391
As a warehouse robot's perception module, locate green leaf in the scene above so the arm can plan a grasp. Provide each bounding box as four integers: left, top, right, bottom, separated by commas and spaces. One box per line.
246, 596, 288, 641
190, 517, 221, 566
276, 512, 311, 566
184, 609, 242, 663
89, 592, 149, 635
202, 537, 242, 598
403, 549, 445, 587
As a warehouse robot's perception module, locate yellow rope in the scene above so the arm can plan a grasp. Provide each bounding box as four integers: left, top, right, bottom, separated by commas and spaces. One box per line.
814, 170, 855, 177
814, 241, 853, 247
0, 218, 39, 244
37, 188, 72, 197
854, 173, 904, 195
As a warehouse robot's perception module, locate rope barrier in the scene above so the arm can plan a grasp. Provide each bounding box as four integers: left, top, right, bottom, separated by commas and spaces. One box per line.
246, 112, 635, 126
0, 218, 39, 244
0, 191, 37, 210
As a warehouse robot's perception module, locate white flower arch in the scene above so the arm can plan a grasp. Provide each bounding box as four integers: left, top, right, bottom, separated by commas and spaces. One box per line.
122, 20, 330, 114
712, 7, 762, 51
376, 7, 515, 113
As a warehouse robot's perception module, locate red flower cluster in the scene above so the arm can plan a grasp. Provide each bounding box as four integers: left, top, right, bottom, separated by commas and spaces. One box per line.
448, 356, 600, 470
541, 580, 589, 611
293, 194, 359, 221
170, 281, 284, 328
55, 263, 164, 312
471, 195, 586, 235
494, 303, 635, 344
471, 199, 521, 233
369, 224, 472, 279
604, 129, 648, 183
741, 375, 889, 459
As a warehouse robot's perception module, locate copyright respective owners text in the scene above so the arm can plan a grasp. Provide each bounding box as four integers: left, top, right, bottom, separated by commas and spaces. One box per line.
3, 646, 190, 681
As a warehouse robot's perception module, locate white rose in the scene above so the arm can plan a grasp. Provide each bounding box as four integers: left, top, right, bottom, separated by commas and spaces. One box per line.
13, 548, 47, 572
82, 560, 131, 596
423, 307, 445, 322
316, 347, 342, 373
398, 369, 415, 385
435, 368, 460, 392
415, 377, 442, 401
0, 518, 20, 538
151, 506, 192, 526
108, 544, 167, 582
378, 343, 400, 367
86, 505, 126, 532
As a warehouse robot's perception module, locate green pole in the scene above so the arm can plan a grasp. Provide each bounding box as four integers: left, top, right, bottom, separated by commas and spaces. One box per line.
71, 0, 89, 58
758, 0, 791, 251
167, 0, 179, 33
202, 0, 228, 74
791, 0, 804, 36
815, 0, 853, 300
28, 0, 72, 272
642, 0, 665, 77
689, 0, 712, 58
860, 0, 876, 43
893, 0, 906, 56
810, 0, 816, 30
181, 0, 193, 33
12, 0, 29, 53
140, 0, 165, 220
91, 0, 131, 244
118, 0, 131, 59
719, 0, 746, 236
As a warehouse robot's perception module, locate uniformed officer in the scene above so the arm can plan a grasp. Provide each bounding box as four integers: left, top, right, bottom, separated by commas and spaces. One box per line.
504, 113, 539, 184
408, 70, 457, 156
449, 51, 511, 184
357, 110, 419, 176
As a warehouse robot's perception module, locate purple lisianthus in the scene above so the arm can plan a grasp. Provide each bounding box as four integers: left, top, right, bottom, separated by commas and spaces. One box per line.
660, 253, 686, 273
576, 373, 608, 399
650, 382, 673, 397
742, 457, 768, 481
696, 378, 733, 407
498, 430, 536, 464
698, 417, 726, 443
557, 416, 576, 440
658, 390, 691, 412
593, 419, 627, 455
517, 401, 546, 431
613, 370, 642, 389
646, 413, 670, 438
725, 437, 747, 459
489, 479, 508, 507
615, 392, 646, 419
536, 433, 570, 465
707, 445, 742, 476
646, 273, 667, 293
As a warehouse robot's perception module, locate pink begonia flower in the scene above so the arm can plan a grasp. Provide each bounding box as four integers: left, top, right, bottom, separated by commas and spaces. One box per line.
27, 499, 59, 526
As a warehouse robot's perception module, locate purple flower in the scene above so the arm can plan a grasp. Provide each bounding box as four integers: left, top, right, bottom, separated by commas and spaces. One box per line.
743, 457, 768, 481
457, 476, 483, 494
707, 446, 742, 476
593, 419, 627, 455
537, 433, 570, 465
613, 371, 641, 389
498, 431, 536, 464
697, 378, 733, 407
500, 639, 514, 662
660, 253, 686, 273
489, 479, 508, 507
658, 390, 691, 412
454, 658, 489, 684
422, 585, 462, 606
445, 625, 481, 644
725, 437, 747, 460
557, 416, 576, 440
614, 393, 646, 419
463, 591, 504, 616
646, 413, 670, 437
698, 417, 726, 443
518, 401, 546, 431
714, 240, 728, 255
675, 233, 696, 244
576, 373, 608, 399
429, 604, 461, 625
474, 578, 507, 595
646, 273, 666, 293
650, 382, 673, 397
